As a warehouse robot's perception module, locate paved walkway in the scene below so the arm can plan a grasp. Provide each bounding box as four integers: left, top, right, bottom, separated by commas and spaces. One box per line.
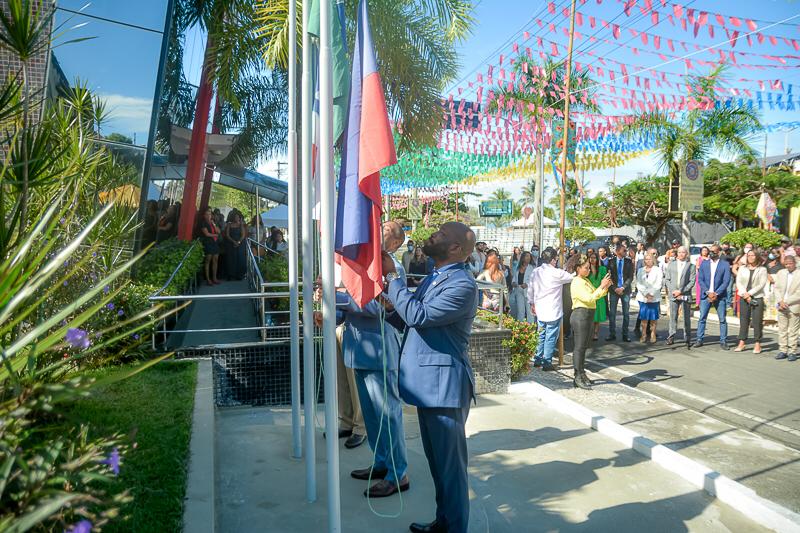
215, 394, 768, 532
167, 279, 260, 349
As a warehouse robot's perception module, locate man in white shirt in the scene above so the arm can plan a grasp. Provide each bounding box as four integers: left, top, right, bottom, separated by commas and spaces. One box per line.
774, 255, 800, 360
527, 248, 574, 371
664, 246, 696, 347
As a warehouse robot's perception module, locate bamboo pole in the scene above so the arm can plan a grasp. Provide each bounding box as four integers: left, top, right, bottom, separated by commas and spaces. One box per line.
557, 0, 578, 368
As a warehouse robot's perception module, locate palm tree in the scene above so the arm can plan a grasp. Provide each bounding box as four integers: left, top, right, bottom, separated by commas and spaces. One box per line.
489, 188, 511, 201
256, 0, 474, 148
158, 0, 288, 166
621, 65, 761, 193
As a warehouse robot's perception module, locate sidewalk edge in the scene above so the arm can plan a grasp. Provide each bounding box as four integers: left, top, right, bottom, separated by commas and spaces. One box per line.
509, 381, 800, 533
183, 359, 215, 533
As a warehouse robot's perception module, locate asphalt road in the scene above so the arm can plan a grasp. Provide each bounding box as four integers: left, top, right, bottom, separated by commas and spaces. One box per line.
578, 308, 800, 450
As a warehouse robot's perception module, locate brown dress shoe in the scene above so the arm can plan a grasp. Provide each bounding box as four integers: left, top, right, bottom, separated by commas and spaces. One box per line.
364, 476, 409, 498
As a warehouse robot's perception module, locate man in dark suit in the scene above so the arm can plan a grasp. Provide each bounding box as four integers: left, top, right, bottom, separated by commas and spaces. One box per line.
606, 244, 634, 342
694, 243, 732, 349
382, 222, 478, 533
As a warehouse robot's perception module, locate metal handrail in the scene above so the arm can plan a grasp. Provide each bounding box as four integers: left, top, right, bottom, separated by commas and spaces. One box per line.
150, 241, 199, 298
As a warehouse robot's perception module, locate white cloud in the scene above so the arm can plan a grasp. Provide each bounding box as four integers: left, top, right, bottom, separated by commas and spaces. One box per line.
98, 93, 153, 135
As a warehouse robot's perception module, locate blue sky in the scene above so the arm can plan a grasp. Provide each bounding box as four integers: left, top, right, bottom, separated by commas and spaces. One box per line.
52, 0, 170, 144
447, 0, 800, 203
58, 1, 799, 204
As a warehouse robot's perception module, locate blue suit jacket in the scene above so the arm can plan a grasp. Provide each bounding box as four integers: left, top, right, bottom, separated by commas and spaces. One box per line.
335, 261, 404, 371
697, 258, 731, 300
387, 262, 478, 409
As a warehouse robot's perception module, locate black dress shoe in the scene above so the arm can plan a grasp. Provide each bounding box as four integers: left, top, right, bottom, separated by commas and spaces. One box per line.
686, 341, 692, 350
542, 362, 557, 371
665, 335, 674, 345
622, 336, 631, 342
351, 465, 388, 480
344, 433, 367, 449
605, 335, 616, 341
364, 476, 409, 498
573, 377, 592, 390
410, 520, 446, 533
533, 360, 542, 368
719, 343, 730, 351
692, 341, 704, 348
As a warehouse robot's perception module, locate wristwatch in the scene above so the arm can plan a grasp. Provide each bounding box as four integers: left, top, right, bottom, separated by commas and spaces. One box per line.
385, 272, 400, 283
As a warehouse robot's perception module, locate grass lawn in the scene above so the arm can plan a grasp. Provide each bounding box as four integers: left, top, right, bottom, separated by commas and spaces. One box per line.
68, 360, 198, 533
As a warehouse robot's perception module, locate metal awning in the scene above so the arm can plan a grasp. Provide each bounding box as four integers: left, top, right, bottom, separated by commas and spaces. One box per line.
149, 156, 289, 205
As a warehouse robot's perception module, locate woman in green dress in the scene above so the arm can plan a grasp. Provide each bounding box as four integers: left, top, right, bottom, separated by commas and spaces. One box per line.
588, 253, 608, 340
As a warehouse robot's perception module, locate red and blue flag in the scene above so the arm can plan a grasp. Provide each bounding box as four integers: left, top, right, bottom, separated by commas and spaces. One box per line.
334, 0, 397, 308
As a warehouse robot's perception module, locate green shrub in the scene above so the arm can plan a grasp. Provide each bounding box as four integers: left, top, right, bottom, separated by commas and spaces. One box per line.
565, 227, 596, 246
135, 238, 204, 295
477, 311, 537, 380
720, 228, 783, 250
259, 253, 291, 312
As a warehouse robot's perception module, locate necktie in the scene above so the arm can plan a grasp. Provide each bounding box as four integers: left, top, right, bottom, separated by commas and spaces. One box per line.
617, 259, 624, 287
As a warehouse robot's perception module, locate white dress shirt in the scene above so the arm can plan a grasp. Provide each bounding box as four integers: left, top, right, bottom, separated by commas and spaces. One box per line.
786, 271, 795, 301
674, 259, 687, 299
709, 259, 719, 293
527, 263, 574, 322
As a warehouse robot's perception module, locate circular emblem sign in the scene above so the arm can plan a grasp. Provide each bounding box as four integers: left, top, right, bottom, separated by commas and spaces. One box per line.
685, 161, 700, 181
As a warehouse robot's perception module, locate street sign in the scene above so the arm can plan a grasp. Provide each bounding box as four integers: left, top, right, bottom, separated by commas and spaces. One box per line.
679, 160, 704, 212
407, 195, 423, 221
479, 199, 514, 217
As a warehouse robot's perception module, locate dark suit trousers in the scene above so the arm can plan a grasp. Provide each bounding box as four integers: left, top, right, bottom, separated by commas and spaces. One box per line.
417, 405, 470, 533
668, 299, 692, 341
738, 298, 764, 342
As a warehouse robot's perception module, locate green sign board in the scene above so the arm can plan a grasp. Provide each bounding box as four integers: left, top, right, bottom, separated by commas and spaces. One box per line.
407, 197, 423, 221
479, 200, 514, 217
679, 160, 704, 212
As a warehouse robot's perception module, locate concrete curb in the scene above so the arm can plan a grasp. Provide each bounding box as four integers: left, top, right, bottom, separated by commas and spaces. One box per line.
183, 359, 215, 533
509, 381, 800, 533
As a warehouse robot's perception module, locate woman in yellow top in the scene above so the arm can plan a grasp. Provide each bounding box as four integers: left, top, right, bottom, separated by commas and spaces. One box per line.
569, 254, 613, 389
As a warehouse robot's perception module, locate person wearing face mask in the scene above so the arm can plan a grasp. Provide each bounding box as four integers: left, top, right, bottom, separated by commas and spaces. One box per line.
774, 255, 800, 361
695, 244, 732, 349
530, 245, 541, 267
402, 239, 415, 272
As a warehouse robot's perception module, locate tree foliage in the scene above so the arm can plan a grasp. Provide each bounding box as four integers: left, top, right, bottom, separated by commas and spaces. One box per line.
700, 160, 800, 224
613, 174, 678, 244
256, 0, 475, 148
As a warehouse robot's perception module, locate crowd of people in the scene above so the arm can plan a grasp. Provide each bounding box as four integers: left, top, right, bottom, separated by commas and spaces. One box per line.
461, 234, 800, 388
141, 200, 291, 286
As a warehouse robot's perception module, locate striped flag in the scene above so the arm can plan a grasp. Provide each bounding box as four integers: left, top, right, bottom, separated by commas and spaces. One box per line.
334, 0, 397, 307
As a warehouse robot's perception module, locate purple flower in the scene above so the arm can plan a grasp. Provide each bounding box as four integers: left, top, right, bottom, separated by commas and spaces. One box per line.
63, 281, 68, 286
65, 328, 90, 350
117, 309, 124, 316
132, 334, 140, 340
103, 285, 110, 294
106, 302, 115, 311
99, 447, 120, 475
65, 520, 92, 533
59, 217, 67, 226
95, 332, 102, 338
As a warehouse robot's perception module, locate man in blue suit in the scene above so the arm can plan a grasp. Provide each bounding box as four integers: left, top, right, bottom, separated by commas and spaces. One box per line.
335, 221, 410, 498
382, 222, 478, 533
694, 243, 732, 350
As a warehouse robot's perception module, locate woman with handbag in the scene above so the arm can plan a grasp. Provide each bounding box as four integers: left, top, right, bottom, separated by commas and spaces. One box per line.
735, 249, 768, 354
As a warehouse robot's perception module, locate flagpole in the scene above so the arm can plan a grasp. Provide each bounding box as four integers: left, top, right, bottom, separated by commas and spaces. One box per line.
288, 0, 301, 460
301, 0, 317, 502
319, 0, 342, 529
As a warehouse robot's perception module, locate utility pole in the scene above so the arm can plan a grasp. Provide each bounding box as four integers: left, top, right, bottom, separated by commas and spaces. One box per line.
557, 0, 578, 368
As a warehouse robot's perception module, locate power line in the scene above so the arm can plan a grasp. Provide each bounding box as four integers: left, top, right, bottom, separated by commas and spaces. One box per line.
56, 7, 163, 34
